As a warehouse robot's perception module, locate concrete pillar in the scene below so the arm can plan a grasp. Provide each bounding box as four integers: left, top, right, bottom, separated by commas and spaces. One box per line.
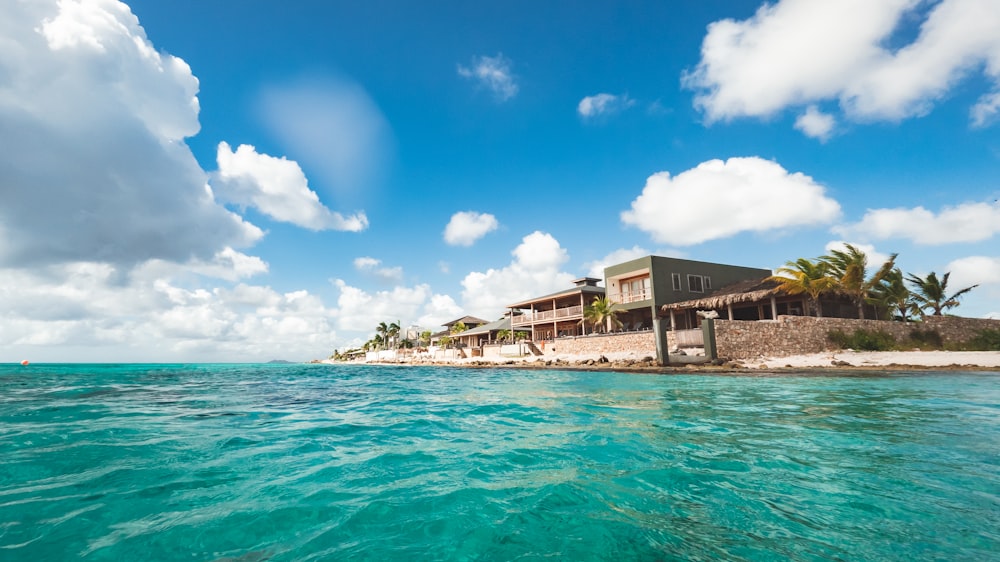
653, 316, 670, 366
669, 309, 676, 330
727, 303, 734, 321
702, 318, 718, 360
771, 296, 778, 320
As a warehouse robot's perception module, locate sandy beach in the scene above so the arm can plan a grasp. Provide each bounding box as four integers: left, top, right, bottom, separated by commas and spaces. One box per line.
324, 349, 1000, 371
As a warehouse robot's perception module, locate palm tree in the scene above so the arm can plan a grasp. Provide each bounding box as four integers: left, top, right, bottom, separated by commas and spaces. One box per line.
821, 244, 898, 319
906, 271, 978, 317
582, 296, 622, 333
419, 330, 432, 347
868, 267, 912, 321
767, 258, 837, 317
375, 321, 389, 350
496, 329, 512, 342
387, 321, 401, 349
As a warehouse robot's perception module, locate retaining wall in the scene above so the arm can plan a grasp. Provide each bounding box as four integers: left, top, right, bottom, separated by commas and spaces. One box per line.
547, 331, 657, 357
714, 315, 1000, 360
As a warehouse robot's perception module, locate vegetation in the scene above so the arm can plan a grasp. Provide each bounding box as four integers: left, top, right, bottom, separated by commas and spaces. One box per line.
767, 258, 837, 317
582, 296, 622, 333
827, 328, 896, 351
906, 271, 978, 317
776, 245, 976, 322
967, 328, 1000, 351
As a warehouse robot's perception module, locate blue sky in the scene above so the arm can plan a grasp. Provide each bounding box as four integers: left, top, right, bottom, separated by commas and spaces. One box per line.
2, 0, 999, 361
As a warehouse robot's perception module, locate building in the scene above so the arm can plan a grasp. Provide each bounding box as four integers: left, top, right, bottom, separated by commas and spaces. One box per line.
605, 256, 772, 331
507, 278, 606, 342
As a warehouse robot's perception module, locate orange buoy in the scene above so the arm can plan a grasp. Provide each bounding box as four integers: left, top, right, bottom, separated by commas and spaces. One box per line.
20, 360, 29, 366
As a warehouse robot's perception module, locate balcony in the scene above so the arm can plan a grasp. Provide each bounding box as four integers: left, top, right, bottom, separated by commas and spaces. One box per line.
607, 289, 650, 305
512, 305, 583, 326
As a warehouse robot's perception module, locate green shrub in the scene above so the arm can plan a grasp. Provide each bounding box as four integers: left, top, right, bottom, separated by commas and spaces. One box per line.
966, 328, 1000, 351
907, 328, 943, 349
827, 329, 897, 351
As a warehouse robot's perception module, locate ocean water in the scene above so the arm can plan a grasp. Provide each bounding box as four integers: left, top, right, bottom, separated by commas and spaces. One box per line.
1, 364, 998, 561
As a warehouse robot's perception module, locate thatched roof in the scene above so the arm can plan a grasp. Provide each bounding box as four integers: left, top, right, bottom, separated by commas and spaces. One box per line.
661, 277, 784, 311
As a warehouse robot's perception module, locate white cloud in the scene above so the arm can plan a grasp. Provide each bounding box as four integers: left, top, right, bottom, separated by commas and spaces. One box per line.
460, 232, 576, 318
946, 256, 1000, 288
578, 93, 636, 119
621, 157, 842, 245
353, 256, 404, 284
833, 202, 1000, 244
0, 0, 262, 268
584, 246, 650, 279
332, 280, 461, 334
685, 0, 1000, 131
443, 211, 499, 246
0, 263, 339, 362
457, 54, 519, 101
256, 75, 393, 199
794, 105, 836, 140
213, 142, 368, 232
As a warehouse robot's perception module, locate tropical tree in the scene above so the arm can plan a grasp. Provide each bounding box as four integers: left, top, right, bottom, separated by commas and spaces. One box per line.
419, 330, 432, 347
582, 296, 622, 333
906, 271, 978, 317
821, 244, 898, 319
387, 321, 401, 348
375, 322, 389, 350
868, 267, 915, 321
767, 258, 838, 317
496, 329, 512, 342
438, 335, 452, 348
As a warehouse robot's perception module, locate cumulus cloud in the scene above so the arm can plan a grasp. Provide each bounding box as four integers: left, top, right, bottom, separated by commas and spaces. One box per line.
332, 280, 462, 333
0, 0, 263, 267
945, 256, 1000, 288
443, 211, 499, 246
685, 0, 1000, 131
353, 256, 403, 284
578, 93, 636, 119
0, 263, 338, 362
621, 157, 841, 245
833, 202, 1000, 244
584, 246, 650, 279
460, 232, 576, 318
213, 142, 368, 231
794, 105, 836, 140
457, 54, 519, 101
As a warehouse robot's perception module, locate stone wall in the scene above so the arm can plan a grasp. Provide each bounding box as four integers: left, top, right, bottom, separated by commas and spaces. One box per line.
714, 315, 1000, 360
547, 331, 657, 357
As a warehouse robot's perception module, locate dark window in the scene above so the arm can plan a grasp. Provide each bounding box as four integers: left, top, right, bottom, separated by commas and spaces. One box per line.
671, 273, 681, 291
687, 274, 704, 293
704, 277, 712, 290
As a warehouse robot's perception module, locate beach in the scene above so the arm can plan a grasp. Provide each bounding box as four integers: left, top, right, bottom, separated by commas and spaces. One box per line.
326, 349, 1000, 371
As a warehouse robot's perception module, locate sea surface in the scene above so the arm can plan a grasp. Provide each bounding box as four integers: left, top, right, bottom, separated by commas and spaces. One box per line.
1, 364, 998, 561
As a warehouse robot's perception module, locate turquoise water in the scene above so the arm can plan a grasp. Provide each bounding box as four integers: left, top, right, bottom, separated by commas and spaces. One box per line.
1, 364, 998, 561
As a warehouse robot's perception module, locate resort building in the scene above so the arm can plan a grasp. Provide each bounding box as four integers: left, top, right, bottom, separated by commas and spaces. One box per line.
507, 278, 606, 342
605, 256, 772, 331
429, 315, 489, 347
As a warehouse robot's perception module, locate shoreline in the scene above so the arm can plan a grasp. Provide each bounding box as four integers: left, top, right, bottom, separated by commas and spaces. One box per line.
318, 349, 1000, 373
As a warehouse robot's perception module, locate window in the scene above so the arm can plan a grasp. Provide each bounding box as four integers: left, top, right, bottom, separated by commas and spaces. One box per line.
687, 274, 704, 293
671, 273, 681, 291
704, 276, 712, 290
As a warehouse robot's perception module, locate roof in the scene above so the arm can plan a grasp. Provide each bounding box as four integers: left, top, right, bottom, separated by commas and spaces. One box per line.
661, 277, 783, 311
507, 285, 605, 309
442, 315, 489, 328
457, 316, 511, 336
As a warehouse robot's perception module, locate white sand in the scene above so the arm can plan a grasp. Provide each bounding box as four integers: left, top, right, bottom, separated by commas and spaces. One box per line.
748, 350, 1000, 369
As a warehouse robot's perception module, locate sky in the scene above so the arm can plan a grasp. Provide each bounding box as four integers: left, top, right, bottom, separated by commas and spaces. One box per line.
2, 0, 999, 362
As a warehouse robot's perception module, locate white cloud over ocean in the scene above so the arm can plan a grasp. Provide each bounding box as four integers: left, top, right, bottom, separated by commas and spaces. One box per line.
458, 54, 519, 101
834, 202, 1000, 245
444, 211, 499, 246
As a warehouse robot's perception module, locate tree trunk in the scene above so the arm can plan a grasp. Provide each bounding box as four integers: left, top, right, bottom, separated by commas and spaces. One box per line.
814, 298, 823, 318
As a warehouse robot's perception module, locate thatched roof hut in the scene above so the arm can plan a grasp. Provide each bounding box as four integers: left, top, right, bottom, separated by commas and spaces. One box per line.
661, 277, 782, 312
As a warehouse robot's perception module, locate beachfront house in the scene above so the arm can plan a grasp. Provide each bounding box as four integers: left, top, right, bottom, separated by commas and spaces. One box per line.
507, 277, 606, 342
605, 256, 773, 331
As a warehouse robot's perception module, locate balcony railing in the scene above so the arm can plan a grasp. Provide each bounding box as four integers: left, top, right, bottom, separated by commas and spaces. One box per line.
607, 290, 650, 304
512, 305, 583, 325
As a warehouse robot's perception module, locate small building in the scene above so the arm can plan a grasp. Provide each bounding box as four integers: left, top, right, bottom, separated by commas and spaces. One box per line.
429, 315, 490, 346
507, 278, 606, 342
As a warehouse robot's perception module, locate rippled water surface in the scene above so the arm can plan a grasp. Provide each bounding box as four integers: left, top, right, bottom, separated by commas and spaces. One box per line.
1, 364, 998, 561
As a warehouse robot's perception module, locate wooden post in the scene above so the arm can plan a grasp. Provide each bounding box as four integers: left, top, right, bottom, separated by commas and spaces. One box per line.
770, 296, 778, 320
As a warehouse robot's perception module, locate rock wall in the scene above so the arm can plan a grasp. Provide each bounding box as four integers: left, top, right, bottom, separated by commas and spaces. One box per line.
714, 315, 1000, 360
548, 331, 657, 357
